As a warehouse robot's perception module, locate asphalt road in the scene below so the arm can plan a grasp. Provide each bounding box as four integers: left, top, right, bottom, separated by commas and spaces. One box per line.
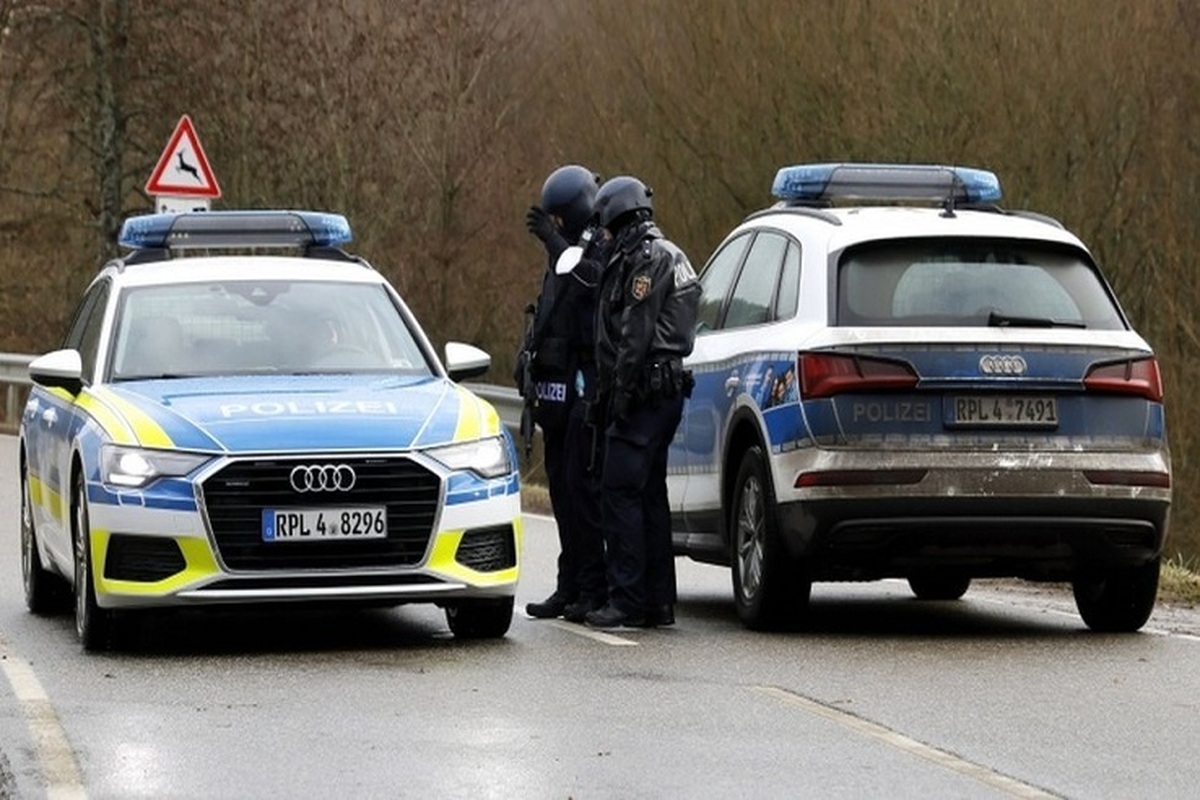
1, 433, 1199, 799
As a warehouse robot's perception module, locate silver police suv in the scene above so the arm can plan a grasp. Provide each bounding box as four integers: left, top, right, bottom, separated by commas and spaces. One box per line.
669, 163, 1170, 632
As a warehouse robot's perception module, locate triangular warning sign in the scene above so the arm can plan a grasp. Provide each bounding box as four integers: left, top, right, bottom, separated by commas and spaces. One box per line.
144, 114, 222, 198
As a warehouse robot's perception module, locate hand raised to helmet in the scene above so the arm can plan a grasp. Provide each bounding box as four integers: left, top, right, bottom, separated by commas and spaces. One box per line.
526, 205, 569, 261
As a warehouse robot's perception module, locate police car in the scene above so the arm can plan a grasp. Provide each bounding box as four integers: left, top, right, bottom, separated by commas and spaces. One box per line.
670, 163, 1170, 632
19, 210, 521, 649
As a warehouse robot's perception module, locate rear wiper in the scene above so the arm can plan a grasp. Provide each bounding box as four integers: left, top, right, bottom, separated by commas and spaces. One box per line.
987, 311, 1086, 329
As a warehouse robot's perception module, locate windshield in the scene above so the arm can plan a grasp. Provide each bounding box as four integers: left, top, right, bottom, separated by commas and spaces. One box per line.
836, 238, 1127, 330
110, 280, 434, 380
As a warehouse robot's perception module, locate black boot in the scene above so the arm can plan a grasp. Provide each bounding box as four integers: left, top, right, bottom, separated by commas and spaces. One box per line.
525, 593, 571, 619
642, 604, 675, 627
584, 603, 645, 629
562, 595, 606, 624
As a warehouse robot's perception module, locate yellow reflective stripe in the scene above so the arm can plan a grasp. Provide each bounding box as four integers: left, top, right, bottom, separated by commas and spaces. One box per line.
45, 387, 74, 403
451, 385, 501, 442
89, 387, 173, 448
75, 391, 137, 445
425, 526, 520, 587
92, 531, 220, 597
29, 475, 65, 525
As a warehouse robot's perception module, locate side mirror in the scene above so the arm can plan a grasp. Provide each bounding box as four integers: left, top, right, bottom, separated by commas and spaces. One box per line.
29, 349, 84, 395
445, 341, 491, 382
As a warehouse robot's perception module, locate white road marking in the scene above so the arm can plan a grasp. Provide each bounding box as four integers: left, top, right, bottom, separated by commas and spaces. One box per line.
0, 638, 88, 799
754, 685, 1058, 800
544, 618, 638, 646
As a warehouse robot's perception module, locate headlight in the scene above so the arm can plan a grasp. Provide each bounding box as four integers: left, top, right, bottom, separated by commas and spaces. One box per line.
101, 446, 210, 488
426, 436, 512, 479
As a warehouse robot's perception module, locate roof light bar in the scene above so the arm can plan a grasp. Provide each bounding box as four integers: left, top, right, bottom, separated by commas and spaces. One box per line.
771, 163, 1002, 205
118, 210, 352, 251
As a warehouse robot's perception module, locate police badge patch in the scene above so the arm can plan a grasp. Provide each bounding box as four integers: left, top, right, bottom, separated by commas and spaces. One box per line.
631, 274, 652, 301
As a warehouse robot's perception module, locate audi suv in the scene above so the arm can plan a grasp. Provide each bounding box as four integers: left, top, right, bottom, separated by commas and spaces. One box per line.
669, 163, 1170, 632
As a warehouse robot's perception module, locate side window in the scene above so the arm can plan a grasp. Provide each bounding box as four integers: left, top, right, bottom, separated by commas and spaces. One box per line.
62, 281, 105, 350
774, 241, 801, 320
696, 233, 751, 332
67, 281, 110, 383
724, 232, 788, 330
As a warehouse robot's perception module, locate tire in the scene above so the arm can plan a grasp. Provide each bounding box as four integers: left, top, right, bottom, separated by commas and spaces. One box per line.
908, 574, 971, 601
445, 597, 514, 639
1072, 557, 1160, 633
730, 445, 810, 631
21, 462, 68, 615
73, 470, 114, 651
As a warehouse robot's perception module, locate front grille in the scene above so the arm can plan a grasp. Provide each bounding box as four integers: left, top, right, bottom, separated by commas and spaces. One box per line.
201, 457, 441, 570
104, 534, 187, 582
456, 525, 517, 572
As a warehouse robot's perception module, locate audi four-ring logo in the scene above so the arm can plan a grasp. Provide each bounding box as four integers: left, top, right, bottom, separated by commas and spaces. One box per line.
979, 354, 1028, 375
289, 464, 357, 493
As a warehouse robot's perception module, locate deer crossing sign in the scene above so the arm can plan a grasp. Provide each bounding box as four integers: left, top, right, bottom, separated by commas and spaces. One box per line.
145, 114, 221, 212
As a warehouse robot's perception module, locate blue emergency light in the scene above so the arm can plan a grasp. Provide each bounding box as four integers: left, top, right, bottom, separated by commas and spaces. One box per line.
771, 163, 1002, 205
118, 210, 353, 251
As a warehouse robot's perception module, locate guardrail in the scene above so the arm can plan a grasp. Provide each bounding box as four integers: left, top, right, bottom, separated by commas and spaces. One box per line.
0, 352, 523, 434
0, 352, 35, 429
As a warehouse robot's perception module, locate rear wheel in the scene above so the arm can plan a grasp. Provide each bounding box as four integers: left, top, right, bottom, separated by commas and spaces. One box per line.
21, 463, 68, 614
445, 597, 514, 639
907, 574, 971, 601
730, 445, 810, 630
73, 471, 113, 651
1072, 557, 1160, 632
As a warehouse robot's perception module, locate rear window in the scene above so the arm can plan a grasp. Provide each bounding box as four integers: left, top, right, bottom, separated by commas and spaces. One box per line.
836, 238, 1126, 330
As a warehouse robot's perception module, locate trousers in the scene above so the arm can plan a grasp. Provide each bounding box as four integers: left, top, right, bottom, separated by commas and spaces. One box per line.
599, 392, 685, 614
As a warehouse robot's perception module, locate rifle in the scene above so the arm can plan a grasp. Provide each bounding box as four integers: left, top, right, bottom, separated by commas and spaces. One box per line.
516, 303, 538, 465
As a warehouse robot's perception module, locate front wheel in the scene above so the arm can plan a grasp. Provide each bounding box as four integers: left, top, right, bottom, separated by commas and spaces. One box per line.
1072, 557, 1160, 632
22, 465, 68, 614
445, 597, 514, 639
73, 471, 114, 651
730, 445, 810, 630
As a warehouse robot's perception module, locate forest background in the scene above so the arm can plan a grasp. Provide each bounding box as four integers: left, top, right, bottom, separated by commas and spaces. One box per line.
1, 0, 1198, 560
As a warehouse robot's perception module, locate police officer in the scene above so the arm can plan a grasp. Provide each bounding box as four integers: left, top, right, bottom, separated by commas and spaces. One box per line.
585, 176, 699, 629
519, 165, 608, 620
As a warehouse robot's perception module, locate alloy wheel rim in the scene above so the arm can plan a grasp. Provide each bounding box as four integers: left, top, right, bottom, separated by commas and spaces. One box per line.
736, 475, 764, 601
74, 489, 88, 637
20, 480, 33, 593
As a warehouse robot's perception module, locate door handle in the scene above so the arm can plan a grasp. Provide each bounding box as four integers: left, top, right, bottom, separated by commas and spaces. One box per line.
724, 374, 741, 394
41, 408, 57, 426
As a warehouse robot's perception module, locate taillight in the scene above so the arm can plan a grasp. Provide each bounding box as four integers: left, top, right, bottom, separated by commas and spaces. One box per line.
799, 352, 919, 399
1083, 357, 1163, 402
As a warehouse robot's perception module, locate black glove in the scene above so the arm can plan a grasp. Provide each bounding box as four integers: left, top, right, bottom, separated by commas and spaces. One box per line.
526, 206, 569, 261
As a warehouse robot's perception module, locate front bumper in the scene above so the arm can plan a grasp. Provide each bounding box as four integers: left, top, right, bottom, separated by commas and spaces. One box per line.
86, 455, 521, 610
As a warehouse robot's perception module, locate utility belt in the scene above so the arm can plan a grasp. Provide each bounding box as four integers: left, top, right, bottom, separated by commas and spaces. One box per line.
638, 358, 694, 400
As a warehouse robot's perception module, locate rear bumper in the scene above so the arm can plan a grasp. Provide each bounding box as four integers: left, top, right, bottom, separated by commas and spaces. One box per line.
778, 494, 1168, 581
768, 447, 1170, 580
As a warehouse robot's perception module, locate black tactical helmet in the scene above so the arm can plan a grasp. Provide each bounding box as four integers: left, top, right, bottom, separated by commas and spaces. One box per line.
541, 165, 601, 240
595, 175, 654, 231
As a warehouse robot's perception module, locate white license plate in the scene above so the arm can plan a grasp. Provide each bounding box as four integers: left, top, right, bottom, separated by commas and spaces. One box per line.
951, 396, 1059, 427
262, 507, 387, 541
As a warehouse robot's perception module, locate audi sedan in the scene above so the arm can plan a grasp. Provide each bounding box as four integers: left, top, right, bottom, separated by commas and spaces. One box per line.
670, 163, 1170, 632
19, 210, 521, 650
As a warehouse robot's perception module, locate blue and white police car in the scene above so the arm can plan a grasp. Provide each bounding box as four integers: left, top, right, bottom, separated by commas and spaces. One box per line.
19, 210, 521, 649
670, 163, 1170, 632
